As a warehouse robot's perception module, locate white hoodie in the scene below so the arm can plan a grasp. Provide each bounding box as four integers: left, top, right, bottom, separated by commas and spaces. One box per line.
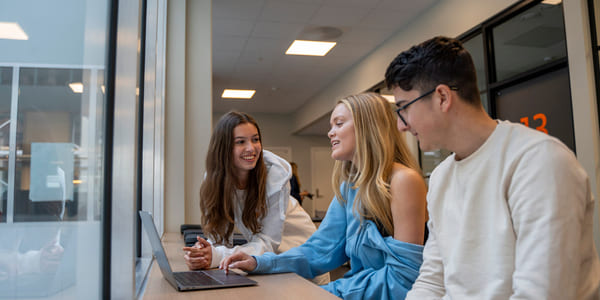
208, 150, 317, 268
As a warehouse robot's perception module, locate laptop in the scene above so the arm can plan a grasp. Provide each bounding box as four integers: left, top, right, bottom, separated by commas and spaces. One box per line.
139, 211, 258, 291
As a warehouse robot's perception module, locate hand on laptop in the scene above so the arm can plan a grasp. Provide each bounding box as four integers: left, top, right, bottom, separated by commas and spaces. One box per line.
182, 236, 212, 270
219, 251, 257, 275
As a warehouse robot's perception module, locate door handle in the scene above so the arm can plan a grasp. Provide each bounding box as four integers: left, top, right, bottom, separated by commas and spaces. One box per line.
315, 188, 321, 198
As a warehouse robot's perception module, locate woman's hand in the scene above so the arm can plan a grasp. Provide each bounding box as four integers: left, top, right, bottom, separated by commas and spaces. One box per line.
182, 236, 212, 270
219, 251, 257, 274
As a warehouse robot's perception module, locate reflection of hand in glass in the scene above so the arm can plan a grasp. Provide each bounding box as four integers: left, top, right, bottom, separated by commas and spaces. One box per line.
39, 238, 64, 273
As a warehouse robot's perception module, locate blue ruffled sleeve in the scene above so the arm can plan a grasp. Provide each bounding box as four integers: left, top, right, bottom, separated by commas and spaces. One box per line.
324, 221, 423, 300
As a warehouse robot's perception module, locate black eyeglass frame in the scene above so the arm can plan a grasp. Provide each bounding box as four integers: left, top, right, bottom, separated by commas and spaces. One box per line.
395, 86, 458, 126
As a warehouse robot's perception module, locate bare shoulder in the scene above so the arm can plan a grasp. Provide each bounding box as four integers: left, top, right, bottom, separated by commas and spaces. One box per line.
390, 163, 426, 189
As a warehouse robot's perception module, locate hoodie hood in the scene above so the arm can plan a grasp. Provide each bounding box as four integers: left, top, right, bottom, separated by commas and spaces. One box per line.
262, 149, 292, 197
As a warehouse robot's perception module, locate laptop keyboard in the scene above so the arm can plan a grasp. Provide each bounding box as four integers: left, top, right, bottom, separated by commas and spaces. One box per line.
174, 271, 222, 286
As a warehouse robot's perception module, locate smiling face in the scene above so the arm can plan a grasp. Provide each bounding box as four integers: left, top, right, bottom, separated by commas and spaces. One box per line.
393, 86, 440, 151
328, 103, 356, 162
232, 122, 262, 181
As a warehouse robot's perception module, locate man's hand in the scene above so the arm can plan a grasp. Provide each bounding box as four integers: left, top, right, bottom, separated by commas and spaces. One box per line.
182, 236, 212, 270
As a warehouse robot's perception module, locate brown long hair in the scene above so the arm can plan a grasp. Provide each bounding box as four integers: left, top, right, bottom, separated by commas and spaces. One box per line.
199, 111, 268, 245
332, 93, 420, 234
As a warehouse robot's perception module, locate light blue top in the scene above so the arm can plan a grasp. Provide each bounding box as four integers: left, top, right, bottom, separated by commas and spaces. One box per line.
253, 182, 424, 299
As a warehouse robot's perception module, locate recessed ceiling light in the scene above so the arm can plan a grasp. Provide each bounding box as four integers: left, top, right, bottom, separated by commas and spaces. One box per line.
222, 89, 255, 99
541, 0, 561, 4
69, 82, 83, 93
285, 40, 336, 56
0, 22, 28, 40
381, 95, 396, 104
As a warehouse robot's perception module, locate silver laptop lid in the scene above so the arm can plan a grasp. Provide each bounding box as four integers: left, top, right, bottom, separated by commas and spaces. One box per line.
139, 210, 178, 288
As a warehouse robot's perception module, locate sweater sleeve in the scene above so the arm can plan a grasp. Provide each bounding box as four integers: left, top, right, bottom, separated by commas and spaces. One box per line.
406, 219, 446, 299
209, 189, 289, 268
252, 195, 349, 279
507, 141, 589, 299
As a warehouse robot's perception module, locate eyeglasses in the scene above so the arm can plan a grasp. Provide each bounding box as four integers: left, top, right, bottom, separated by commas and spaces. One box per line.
395, 86, 458, 126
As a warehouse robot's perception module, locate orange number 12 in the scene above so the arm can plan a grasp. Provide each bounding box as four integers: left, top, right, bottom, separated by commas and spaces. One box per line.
520, 113, 548, 134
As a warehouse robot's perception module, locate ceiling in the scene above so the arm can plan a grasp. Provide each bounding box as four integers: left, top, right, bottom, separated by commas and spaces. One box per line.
211, 0, 437, 117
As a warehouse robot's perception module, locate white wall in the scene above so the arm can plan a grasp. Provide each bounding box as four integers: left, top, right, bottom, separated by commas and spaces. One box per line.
165, 0, 212, 232
185, 0, 212, 226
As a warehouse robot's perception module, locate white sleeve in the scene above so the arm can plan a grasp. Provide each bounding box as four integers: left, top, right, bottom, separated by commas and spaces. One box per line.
209, 188, 289, 268
508, 141, 588, 299
406, 219, 446, 299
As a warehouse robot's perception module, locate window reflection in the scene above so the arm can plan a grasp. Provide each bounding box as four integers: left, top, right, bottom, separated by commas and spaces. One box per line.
0, 0, 109, 297
492, 2, 567, 82
0, 67, 11, 223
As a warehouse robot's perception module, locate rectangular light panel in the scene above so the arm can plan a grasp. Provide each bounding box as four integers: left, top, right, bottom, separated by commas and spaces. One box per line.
69, 82, 83, 93
222, 89, 256, 99
285, 40, 336, 56
0, 22, 28, 40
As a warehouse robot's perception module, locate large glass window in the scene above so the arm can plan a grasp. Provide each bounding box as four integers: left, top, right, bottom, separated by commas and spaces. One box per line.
492, 2, 567, 82
0, 1, 109, 298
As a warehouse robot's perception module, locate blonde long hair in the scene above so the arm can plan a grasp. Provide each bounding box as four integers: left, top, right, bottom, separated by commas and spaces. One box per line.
332, 93, 420, 235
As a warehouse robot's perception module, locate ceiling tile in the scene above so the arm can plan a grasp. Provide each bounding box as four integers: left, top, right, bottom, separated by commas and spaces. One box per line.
309, 5, 372, 27
337, 28, 392, 45
212, 36, 247, 52
357, 9, 416, 30
212, 0, 266, 21
212, 18, 255, 37
251, 21, 305, 39
212, 50, 240, 77
323, 0, 381, 8
259, 0, 321, 22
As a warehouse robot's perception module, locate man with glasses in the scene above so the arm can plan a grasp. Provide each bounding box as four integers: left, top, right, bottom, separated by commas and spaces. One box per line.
385, 36, 600, 299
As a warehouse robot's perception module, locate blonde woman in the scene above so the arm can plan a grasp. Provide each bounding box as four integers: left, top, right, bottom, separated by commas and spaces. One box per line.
221, 93, 427, 299
183, 111, 328, 284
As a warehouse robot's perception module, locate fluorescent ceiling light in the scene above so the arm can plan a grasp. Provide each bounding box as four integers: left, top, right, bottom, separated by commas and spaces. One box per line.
69, 82, 83, 93
381, 95, 396, 104
0, 22, 28, 40
541, 0, 561, 4
285, 40, 336, 56
222, 89, 255, 99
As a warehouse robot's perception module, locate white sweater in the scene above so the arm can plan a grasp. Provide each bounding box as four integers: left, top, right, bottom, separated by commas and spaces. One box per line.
208, 150, 317, 268
407, 121, 600, 300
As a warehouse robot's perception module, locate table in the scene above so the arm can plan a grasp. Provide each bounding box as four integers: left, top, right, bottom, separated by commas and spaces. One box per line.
142, 232, 339, 299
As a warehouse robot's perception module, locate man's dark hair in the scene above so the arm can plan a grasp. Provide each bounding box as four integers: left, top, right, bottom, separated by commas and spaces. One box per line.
385, 36, 481, 106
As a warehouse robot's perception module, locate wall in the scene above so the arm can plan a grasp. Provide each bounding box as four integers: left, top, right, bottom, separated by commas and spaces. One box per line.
563, 0, 600, 251
165, 0, 212, 233
212, 112, 330, 195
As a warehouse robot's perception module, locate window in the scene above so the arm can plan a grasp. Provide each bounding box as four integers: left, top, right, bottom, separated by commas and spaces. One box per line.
0, 1, 110, 298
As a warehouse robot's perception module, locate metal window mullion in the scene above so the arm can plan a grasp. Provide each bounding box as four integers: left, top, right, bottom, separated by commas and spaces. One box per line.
7, 66, 20, 224
87, 68, 98, 221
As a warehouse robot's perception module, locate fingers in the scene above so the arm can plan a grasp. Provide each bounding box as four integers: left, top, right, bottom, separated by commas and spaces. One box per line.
182, 246, 210, 258
184, 253, 210, 270
219, 252, 257, 274
196, 236, 211, 248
